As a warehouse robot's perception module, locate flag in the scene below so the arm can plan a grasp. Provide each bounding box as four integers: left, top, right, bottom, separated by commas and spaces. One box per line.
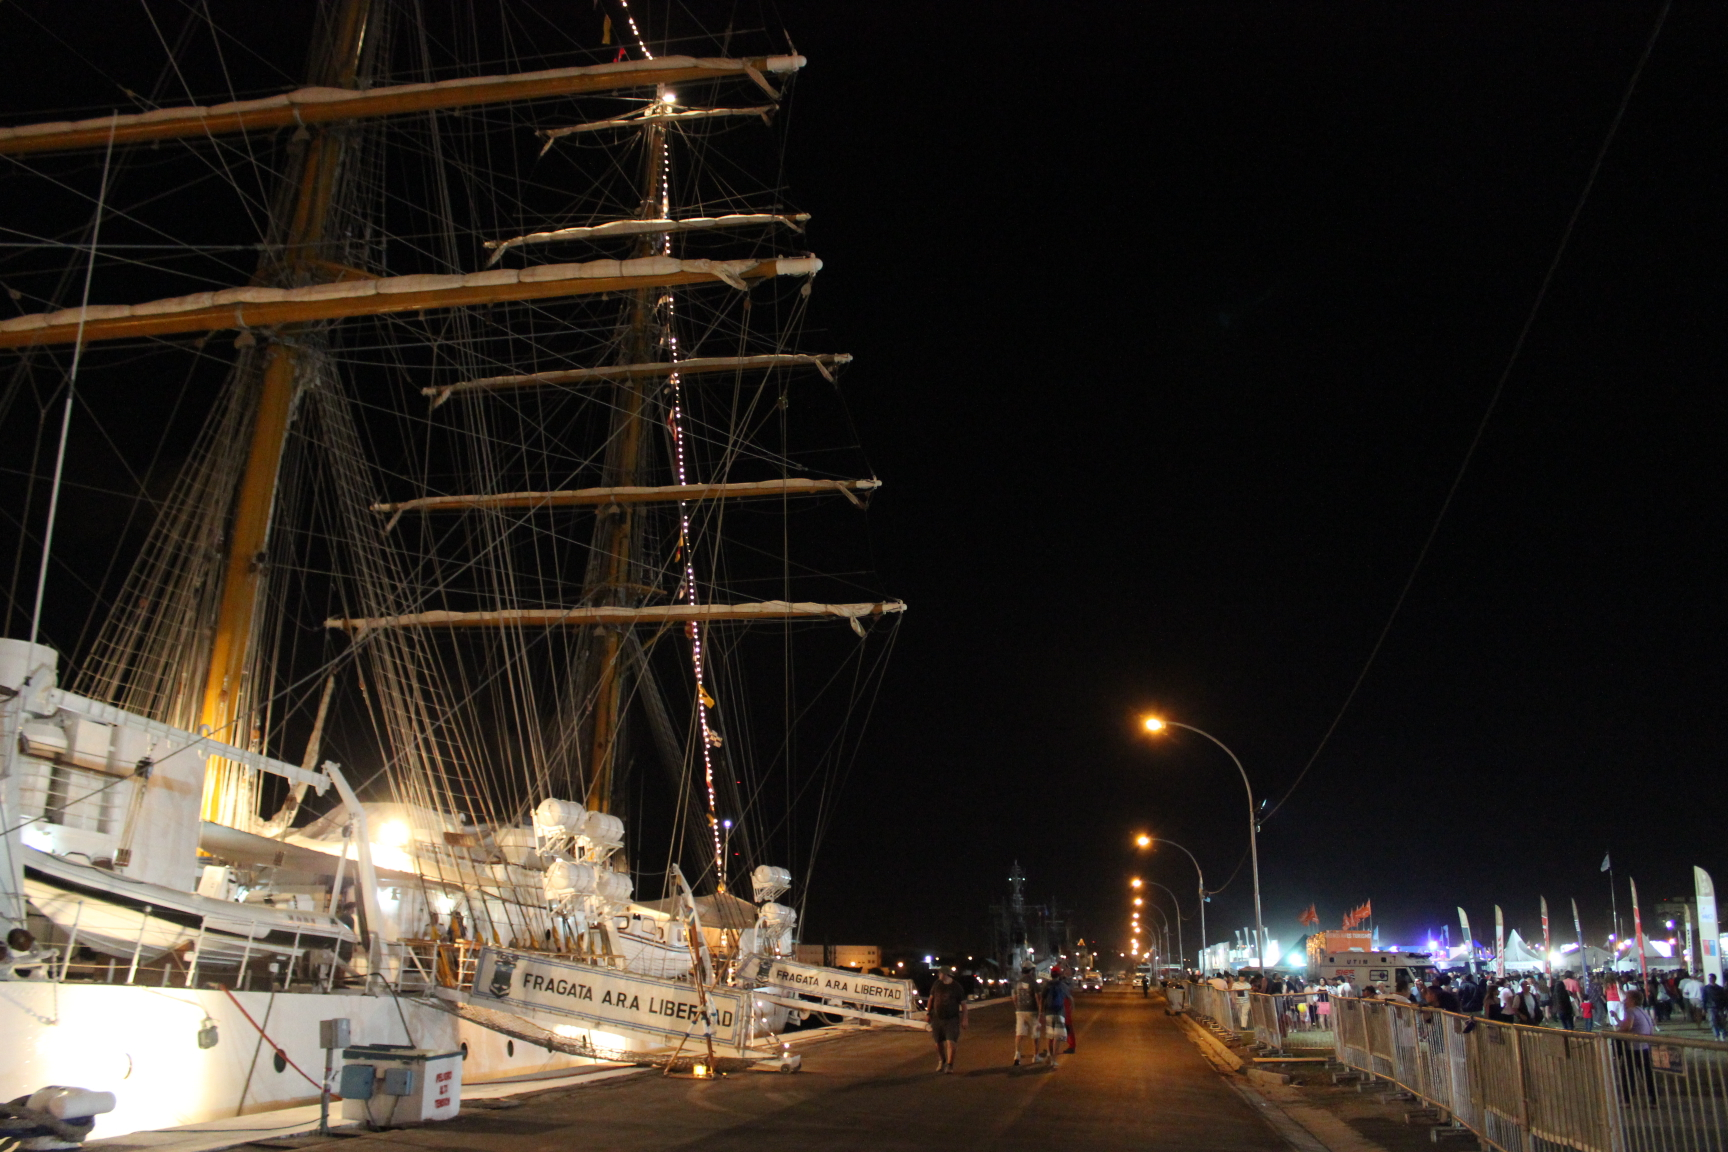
1540, 896, 1551, 974
602, 14, 613, 44
1494, 906, 1505, 978
1630, 877, 1649, 982
1696, 867, 1722, 983
1360, 900, 1372, 920
1299, 904, 1318, 927
1601, 852, 1612, 873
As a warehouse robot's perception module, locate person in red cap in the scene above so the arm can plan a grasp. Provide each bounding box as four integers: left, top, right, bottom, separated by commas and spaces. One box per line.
1042, 965, 1072, 1068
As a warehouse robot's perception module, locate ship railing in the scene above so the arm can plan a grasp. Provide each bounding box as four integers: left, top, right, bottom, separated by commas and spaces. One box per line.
393, 938, 483, 992
1182, 985, 1728, 1150
22, 898, 349, 991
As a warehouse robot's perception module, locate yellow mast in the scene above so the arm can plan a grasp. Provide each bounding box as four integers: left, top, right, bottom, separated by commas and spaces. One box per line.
0, 20, 831, 829
198, 0, 373, 826
580, 111, 669, 816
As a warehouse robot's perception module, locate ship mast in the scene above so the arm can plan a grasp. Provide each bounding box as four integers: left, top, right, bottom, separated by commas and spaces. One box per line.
198, 0, 375, 827
578, 102, 671, 815
0, 30, 901, 852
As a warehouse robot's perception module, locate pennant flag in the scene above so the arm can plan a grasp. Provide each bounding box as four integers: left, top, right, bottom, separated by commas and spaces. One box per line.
1540, 896, 1552, 974
1696, 867, 1722, 983
1494, 905, 1505, 978
1630, 877, 1649, 981
1601, 852, 1612, 873
602, 14, 613, 44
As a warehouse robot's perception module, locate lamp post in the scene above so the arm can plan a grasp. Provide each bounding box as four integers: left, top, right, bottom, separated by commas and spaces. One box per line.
1139, 835, 1207, 972
1145, 902, 1171, 972
1147, 879, 1185, 971
1142, 717, 1265, 970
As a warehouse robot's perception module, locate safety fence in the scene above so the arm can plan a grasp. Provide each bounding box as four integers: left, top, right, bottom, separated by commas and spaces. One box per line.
1184, 980, 1250, 1030
1248, 990, 1336, 1052
1182, 984, 1728, 1152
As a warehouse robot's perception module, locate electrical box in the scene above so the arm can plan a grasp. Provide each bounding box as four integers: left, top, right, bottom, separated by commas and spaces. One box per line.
320, 1018, 352, 1050
340, 1045, 462, 1125
338, 1064, 375, 1100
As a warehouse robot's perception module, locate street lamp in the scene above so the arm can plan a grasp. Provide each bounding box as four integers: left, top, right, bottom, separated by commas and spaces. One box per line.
1144, 902, 1172, 970
1141, 716, 1265, 969
1146, 879, 1186, 970
1137, 835, 1208, 974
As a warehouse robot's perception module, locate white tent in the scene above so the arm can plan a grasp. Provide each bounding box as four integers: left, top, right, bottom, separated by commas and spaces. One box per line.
1492, 929, 1549, 972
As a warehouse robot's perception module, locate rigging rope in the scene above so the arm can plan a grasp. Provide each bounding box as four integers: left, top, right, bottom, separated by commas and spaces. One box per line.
1261, 0, 1673, 827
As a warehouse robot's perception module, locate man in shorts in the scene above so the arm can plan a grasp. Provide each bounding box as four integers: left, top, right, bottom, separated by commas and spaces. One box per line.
1042, 965, 1072, 1069
926, 968, 969, 1073
1011, 962, 1043, 1065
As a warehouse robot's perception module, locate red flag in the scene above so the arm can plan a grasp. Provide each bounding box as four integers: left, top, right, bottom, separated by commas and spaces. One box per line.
1299, 903, 1318, 927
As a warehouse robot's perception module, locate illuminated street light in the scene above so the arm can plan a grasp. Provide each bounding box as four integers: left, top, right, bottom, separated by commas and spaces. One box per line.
1135, 833, 1152, 848
1130, 878, 1143, 889
1141, 716, 1264, 969
1133, 897, 1143, 906
1134, 834, 1208, 975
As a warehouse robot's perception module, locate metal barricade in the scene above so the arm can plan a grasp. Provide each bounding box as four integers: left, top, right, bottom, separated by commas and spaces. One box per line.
1183, 981, 1247, 1033
1322, 995, 1728, 1152
1246, 991, 1335, 1052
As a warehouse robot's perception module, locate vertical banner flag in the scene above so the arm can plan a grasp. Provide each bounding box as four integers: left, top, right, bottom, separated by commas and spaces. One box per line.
1458, 908, 1473, 968
1571, 898, 1584, 957
1697, 866, 1723, 984
1540, 896, 1552, 974
1494, 906, 1505, 978
1630, 877, 1649, 983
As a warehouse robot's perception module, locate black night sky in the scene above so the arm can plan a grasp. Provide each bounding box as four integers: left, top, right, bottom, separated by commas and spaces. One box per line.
3, 2, 1724, 968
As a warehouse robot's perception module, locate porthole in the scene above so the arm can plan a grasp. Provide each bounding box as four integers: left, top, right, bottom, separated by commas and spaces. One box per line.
507, 1040, 514, 1057
273, 1050, 287, 1074
460, 1042, 469, 1059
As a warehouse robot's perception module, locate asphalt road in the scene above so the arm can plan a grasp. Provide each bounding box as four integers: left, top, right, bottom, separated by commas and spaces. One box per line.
329, 988, 1293, 1152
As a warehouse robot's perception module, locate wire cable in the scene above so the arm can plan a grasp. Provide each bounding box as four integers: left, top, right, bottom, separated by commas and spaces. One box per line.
1262, 0, 1673, 826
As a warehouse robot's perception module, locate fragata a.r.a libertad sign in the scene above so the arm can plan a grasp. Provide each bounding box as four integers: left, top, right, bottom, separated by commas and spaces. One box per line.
761, 959, 912, 1012
470, 948, 746, 1045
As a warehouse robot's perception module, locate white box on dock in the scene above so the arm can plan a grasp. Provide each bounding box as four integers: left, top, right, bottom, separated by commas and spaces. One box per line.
339, 1044, 462, 1125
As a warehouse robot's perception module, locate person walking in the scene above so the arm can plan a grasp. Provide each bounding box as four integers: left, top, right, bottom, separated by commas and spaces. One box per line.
1551, 972, 1576, 1030
926, 968, 969, 1074
1703, 973, 1728, 1042
1615, 989, 1657, 1105
1680, 971, 1705, 1024
1514, 979, 1543, 1026
1041, 965, 1072, 1069
1010, 963, 1043, 1067
1061, 967, 1078, 1054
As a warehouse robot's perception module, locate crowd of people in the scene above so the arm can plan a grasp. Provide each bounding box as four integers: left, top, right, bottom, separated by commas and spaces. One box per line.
1185, 964, 1727, 1107
1192, 965, 1728, 1040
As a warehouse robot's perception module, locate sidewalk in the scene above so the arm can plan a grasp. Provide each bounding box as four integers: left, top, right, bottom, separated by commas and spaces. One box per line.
85, 1066, 647, 1152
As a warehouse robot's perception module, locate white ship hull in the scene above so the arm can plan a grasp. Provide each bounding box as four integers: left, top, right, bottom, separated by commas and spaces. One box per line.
0, 982, 611, 1139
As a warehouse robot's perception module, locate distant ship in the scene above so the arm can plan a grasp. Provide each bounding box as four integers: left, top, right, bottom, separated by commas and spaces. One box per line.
0, 0, 909, 1136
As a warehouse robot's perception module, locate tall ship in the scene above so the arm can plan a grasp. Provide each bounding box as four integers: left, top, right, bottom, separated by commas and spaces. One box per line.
0, 1, 909, 1136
